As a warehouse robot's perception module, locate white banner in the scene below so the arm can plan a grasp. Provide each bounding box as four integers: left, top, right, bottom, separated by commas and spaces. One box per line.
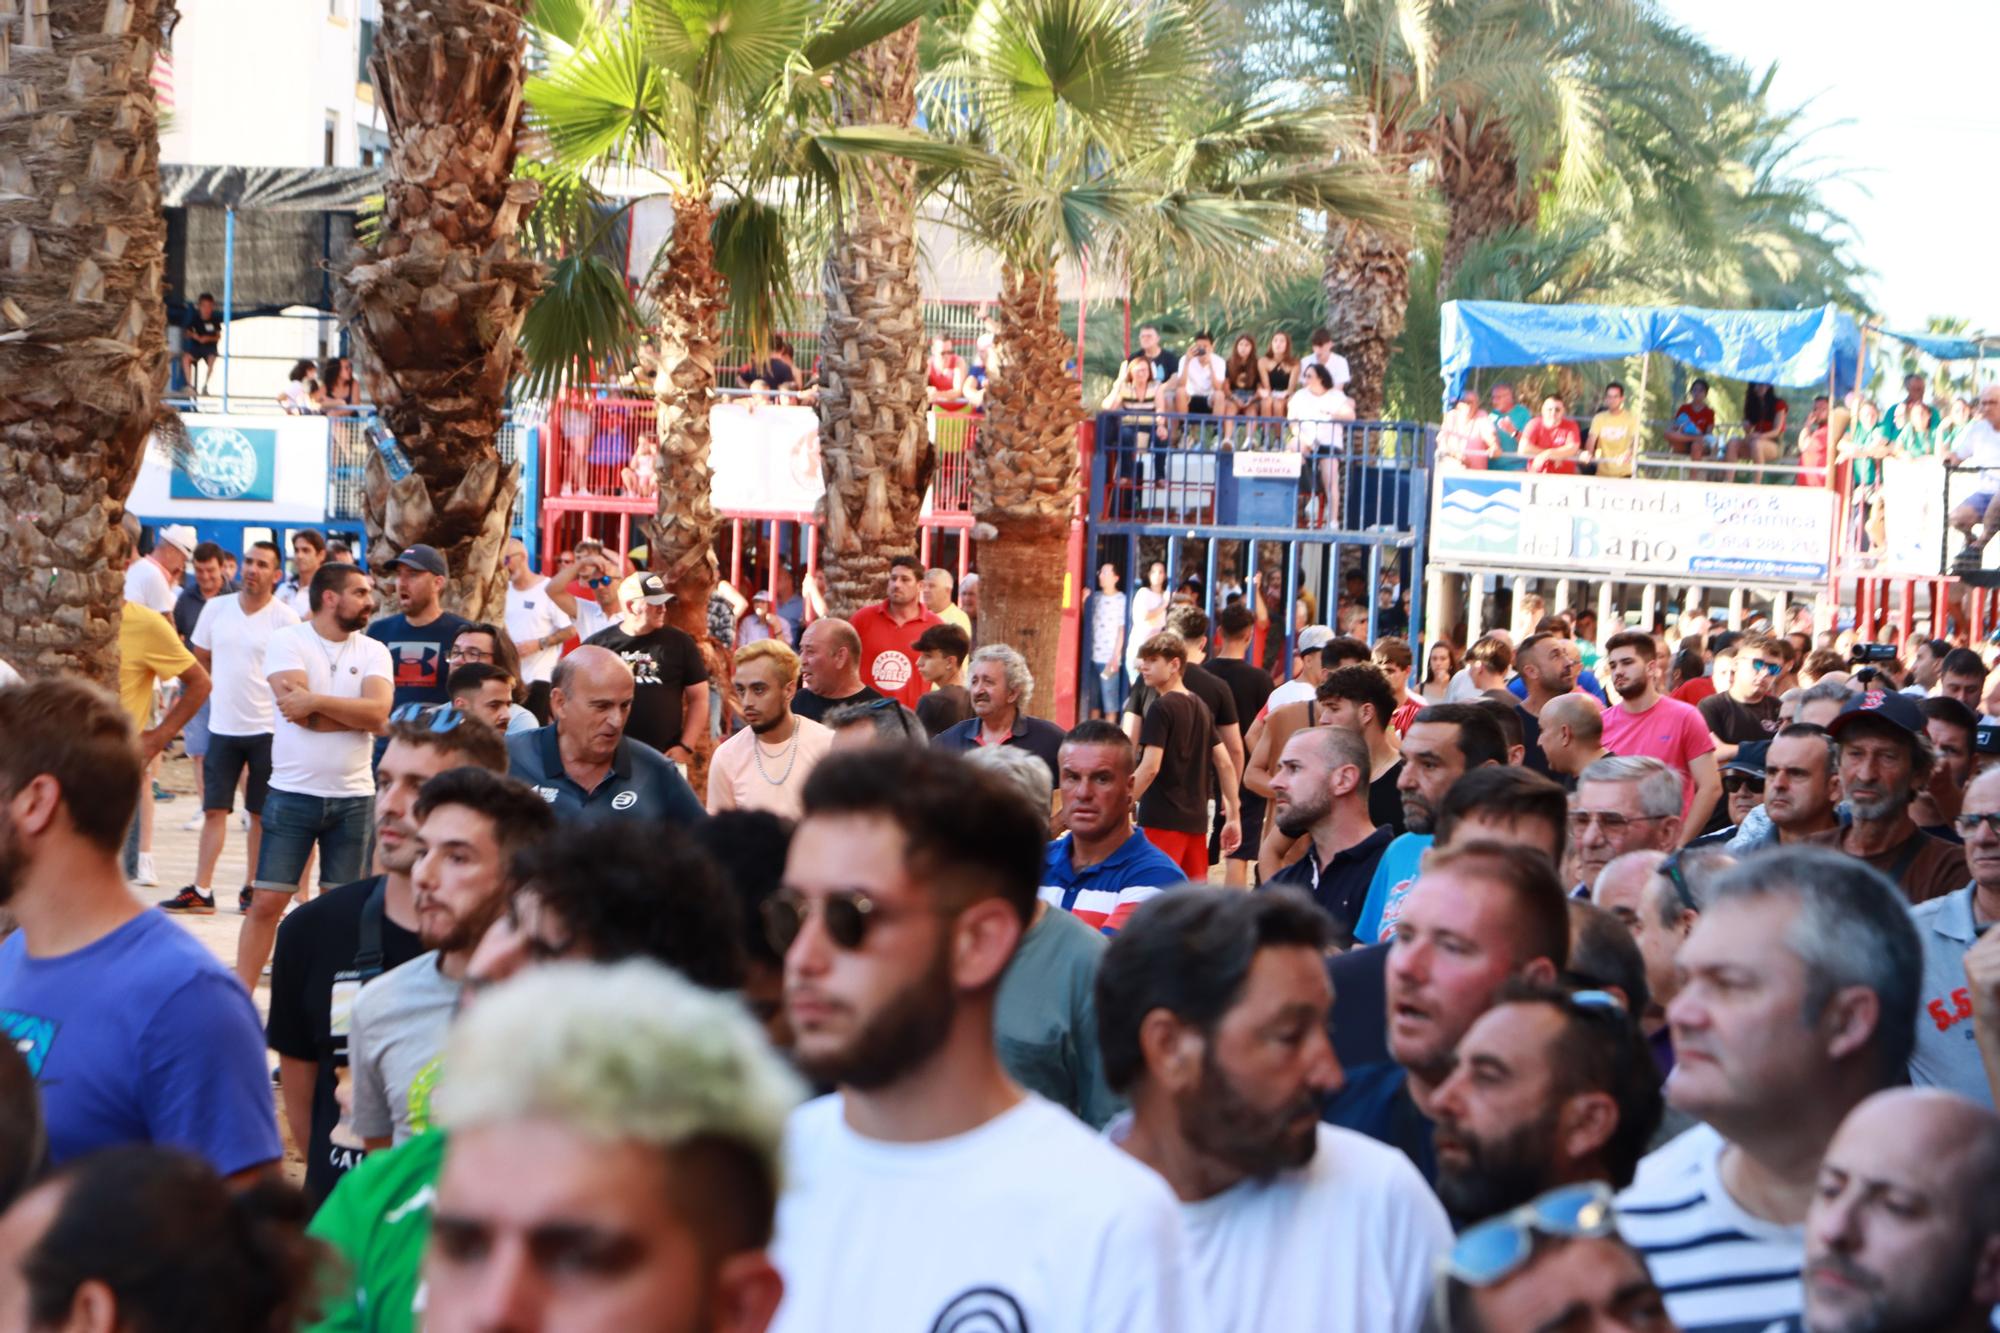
1233, 451, 1304, 479
708, 402, 825, 515
1877, 458, 1982, 574
129, 413, 332, 523
1430, 471, 1837, 585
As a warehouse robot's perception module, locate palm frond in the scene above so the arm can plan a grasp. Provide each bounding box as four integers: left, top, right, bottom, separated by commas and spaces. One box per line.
711, 194, 800, 360
517, 253, 645, 399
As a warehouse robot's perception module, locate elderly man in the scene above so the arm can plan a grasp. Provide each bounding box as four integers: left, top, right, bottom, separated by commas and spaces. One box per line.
123, 522, 194, 615
791, 617, 885, 722
1570, 756, 1683, 895
1617, 849, 1922, 1333
505, 646, 704, 827
584, 572, 709, 766
930, 643, 1066, 777
1803, 1089, 2000, 1333
1538, 693, 1611, 788
1812, 690, 1966, 904
922, 567, 972, 637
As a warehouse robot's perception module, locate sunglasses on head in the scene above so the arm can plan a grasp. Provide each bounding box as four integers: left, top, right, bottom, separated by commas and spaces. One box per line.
1443, 1182, 1620, 1289
762, 889, 884, 954
389, 703, 465, 734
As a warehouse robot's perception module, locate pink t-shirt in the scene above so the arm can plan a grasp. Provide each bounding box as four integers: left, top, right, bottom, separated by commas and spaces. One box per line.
1598, 695, 1715, 817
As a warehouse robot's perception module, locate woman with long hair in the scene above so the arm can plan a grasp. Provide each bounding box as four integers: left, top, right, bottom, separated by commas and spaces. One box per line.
1125, 559, 1171, 677
1286, 363, 1357, 527
1728, 382, 1788, 467
1261, 331, 1300, 416
1421, 640, 1463, 702
1220, 334, 1267, 444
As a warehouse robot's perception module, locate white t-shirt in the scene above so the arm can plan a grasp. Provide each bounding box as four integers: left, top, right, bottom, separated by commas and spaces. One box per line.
771, 1094, 1196, 1333
190, 593, 301, 736
1957, 416, 2000, 482
1617, 1124, 1803, 1333
263, 622, 393, 798
1112, 1120, 1448, 1333
572, 595, 614, 644
1287, 387, 1354, 451
1266, 678, 1316, 713
285, 582, 316, 620
1183, 352, 1224, 397
123, 557, 176, 615
505, 578, 572, 684
1303, 348, 1352, 389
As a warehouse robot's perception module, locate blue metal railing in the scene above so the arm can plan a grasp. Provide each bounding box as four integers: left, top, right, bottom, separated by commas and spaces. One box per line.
324, 411, 529, 533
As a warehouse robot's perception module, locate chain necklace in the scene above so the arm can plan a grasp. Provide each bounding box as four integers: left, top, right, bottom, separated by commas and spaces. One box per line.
313, 626, 357, 680
752, 723, 801, 786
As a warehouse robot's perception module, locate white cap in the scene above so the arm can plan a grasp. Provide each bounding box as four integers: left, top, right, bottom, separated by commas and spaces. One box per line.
1297, 625, 1335, 653
157, 524, 198, 557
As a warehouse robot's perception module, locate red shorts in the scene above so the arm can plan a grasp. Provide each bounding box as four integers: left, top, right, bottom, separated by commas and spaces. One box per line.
1143, 826, 1209, 883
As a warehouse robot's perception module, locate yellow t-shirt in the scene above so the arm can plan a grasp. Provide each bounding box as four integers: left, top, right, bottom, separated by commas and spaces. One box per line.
1589, 409, 1641, 477
118, 601, 196, 730
938, 604, 973, 638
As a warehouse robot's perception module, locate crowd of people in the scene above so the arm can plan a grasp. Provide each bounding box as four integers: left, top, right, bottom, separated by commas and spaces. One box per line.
12, 523, 2000, 1332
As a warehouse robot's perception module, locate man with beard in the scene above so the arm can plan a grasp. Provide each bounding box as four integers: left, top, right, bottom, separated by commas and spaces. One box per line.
1599, 630, 1722, 839
1426, 984, 1662, 1226
1041, 722, 1187, 934
1513, 632, 1584, 776
1350, 704, 1509, 944
266, 712, 508, 1204
348, 768, 554, 1149
768, 747, 1195, 1332
1914, 696, 1978, 839
1264, 726, 1392, 935
239, 561, 394, 994
1328, 843, 1569, 1183
708, 640, 833, 817
1617, 849, 1921, 1333
1809, 691, 1966, 905
1802, 1089, 2000, 1333
1100, 888, 1449, 1333
367, 544, 471, 717
0, 680, 279, 1179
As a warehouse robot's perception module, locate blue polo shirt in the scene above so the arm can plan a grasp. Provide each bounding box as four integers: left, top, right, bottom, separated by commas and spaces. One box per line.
506, 724, 705, 828
931, 714, 1067, 781
1040, 829, 1188, 934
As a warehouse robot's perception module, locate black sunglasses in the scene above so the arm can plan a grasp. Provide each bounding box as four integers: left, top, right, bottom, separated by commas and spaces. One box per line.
762, 889, 882, 954
1721, 773, 1765, 795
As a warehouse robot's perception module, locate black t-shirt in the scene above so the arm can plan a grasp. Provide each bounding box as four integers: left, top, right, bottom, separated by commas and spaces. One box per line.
1516, 704, 1551, 775
265, 876, 424, 1204
369, 611, 472, 708
186, 309, 222, 348
1205, 656, 1275, 733
794, 683, 886, 724
1369, 759, 1407, 834
173, 588, 209, 644
1138, 690, 1214, 834
1699, 692, 1782, 745
916, 685, 974, 736
1124, 666, 1241, 735
585, 623, 708, 752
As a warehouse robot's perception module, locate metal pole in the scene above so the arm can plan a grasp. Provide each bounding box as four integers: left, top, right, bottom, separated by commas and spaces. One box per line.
220, 205, 236, 412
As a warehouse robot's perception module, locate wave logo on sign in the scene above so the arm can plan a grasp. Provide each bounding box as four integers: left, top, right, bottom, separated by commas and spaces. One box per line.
1438, 479, 1523, 555
171, 425, 277, 503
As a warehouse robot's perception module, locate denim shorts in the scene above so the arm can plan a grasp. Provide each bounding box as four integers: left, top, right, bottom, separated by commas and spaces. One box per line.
253, 787, 373, 892
183, 697, 211, 758
202, 733, 273, 815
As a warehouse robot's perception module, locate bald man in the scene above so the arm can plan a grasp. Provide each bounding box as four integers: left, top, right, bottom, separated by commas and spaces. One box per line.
505, 645, 704, 827
1804, 1088, 2000, 1333
1539, 693, 1610, 787
792, 616, 886, 723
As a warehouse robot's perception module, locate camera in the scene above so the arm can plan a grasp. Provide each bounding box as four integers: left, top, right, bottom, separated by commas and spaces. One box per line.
1850, 643, 1899, 664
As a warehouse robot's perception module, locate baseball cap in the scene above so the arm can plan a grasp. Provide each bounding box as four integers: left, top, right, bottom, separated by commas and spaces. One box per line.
386, 543, 447, 577
1721, 740, 1769, 779
1297, 625, 1335, 654
1827, 687, 1926, 741
619, 572, 672, 606
157, 524, 197, 557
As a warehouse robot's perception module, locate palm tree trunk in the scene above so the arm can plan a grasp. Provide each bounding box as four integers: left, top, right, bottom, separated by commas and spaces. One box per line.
972, 265, 1081, 717
1323, 217, 1409, 421
0, 0, 172, 684
336, 0, 542, 623
816, 22, 931, 619
1436, 118, 1535, 291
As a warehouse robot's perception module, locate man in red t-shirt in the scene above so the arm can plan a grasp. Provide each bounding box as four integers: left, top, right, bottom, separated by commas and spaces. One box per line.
1521, 397, 1582, 474
1665, 377, 1718, 459
1597, 629, 1721, 838
847, 554, 944, 708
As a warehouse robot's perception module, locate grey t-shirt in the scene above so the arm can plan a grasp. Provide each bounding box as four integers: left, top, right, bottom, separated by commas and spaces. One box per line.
348, 951, 461, 1144
995, 904, 1123, 1129
1908, 885, 1991, 1107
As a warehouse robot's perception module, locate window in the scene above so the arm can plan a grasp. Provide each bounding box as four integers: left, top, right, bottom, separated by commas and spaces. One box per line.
324, 113, 338, 166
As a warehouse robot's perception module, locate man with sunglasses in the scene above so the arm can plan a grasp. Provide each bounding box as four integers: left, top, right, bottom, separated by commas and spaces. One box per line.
1435, 1184, 1673, 1333
1909, 768, 2000, 1106
1428, 983, 1662, 1227
1099, 888, 1448, 1333
266, 710, 509, 1205
1618, 848, 1921, 1333
768, 747, 1194, 1332
1713, 751, 1767, 837
347, 767, 554, 1152
546, 538, 622, 642
1698, 634, 1785, 766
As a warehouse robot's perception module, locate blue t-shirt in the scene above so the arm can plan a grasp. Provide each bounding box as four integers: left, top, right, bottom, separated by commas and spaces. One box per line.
0, 910, 281, 1174
1353, 832, 1433, 945
368, 611, 471, 709
1039, 829, 1188, 934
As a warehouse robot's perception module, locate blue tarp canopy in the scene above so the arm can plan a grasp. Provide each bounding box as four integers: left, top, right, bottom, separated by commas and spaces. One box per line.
1440, 300, 1863, 405
1875, 328, 1994, 363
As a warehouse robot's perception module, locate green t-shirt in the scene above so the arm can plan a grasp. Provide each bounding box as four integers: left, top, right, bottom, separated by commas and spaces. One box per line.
1492, 404, 1533, 450
306, 1129, 449, 1333
1888, 402, 1940, 457
1849, 424, 1888, 488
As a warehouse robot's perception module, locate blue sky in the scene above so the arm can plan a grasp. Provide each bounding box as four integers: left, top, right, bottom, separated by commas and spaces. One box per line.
1666, 0, 1998, 333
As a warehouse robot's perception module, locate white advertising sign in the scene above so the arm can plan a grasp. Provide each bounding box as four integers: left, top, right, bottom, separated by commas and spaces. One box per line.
128, 413, 332, 524
1232, 451, 1305, 479
1430, 471, 1837, 585
708, 402, 825, 515
1877, 458, 1982, 574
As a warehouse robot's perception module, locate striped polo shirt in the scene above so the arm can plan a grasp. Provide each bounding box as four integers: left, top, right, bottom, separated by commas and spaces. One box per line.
1617, 1124, 1803, 1333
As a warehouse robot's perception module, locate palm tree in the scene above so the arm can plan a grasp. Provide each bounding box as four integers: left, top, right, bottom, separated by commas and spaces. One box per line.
922, 0, 1413, 708
0, 0, 172, 684
335, 0, 544, 623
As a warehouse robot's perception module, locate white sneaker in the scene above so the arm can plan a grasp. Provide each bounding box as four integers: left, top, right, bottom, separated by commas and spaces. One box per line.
133, 853, 159, 887
177, 813, 204, 832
